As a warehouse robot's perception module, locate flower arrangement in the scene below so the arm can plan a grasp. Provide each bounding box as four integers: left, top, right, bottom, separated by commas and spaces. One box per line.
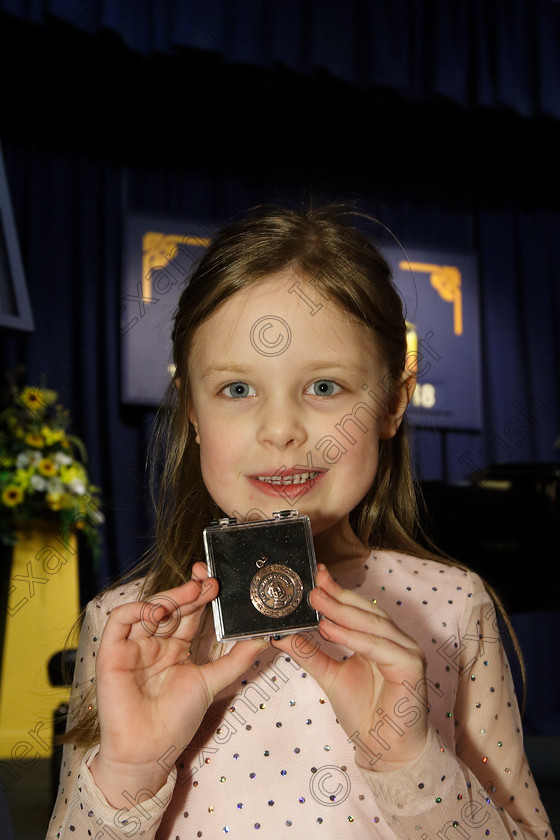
0, 386, 103, 557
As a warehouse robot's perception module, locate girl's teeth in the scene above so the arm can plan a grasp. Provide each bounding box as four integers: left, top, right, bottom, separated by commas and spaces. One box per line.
256, 472, 319, 486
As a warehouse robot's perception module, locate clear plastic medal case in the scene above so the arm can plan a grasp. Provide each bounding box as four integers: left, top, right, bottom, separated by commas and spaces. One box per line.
203, 510, 319, 642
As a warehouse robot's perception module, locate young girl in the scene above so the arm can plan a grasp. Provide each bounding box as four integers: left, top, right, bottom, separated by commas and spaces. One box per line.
48, 205, 552, 839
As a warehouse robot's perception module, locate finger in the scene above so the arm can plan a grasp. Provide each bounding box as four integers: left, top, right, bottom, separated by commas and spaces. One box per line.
191, 561, 211, 586
192, 560, 208, 577
162, 576, 218, 608
150, 577, 219, 623
101, 600, 155, 645
270, 632, 339, 684
311, 585, 417, 652
190, 563, 219, 604
313, 566, 419, 651
103, 579, 219, 644
272, 626, 424, 692
136, 578, 219, 640
316, 565, 389, 616
318, 615, 425, 676
203, 638, 271, 697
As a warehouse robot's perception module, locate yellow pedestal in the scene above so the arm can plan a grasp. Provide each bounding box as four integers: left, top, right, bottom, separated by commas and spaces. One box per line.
0, 525, 80, 760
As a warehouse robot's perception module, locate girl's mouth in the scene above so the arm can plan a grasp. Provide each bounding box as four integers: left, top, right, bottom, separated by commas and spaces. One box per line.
247, 470, 327, 499
253, 471, 320, 486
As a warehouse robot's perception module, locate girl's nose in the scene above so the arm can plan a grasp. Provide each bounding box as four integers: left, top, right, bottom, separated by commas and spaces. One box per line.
256, 397, 308, 449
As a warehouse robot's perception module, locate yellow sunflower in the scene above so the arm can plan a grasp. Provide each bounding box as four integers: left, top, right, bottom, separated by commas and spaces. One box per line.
24, 432, 45, 448
17, 386, 57, 414
18, 388, 44, 412
38, 458, 58, 477
1, 485, 25, 507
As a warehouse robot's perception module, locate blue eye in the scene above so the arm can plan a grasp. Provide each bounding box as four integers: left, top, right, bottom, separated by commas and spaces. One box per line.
222, 382, 255, 398
308, 380, 341, 397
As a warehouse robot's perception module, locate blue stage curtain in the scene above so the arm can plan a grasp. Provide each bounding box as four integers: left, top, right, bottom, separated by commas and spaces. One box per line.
0, 0, 559, 118
0, 5, 559, 749
0, 2, 559, 602
2, 137, 558, 592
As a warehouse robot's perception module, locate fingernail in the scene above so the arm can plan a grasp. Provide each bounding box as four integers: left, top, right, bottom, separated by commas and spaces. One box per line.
272, 634, 286, 641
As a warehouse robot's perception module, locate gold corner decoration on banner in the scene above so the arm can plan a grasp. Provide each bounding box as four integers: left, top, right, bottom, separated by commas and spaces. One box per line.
399, 261, 463, 336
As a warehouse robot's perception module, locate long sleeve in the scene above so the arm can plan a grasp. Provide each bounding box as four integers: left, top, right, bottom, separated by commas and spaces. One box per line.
46, 552, 554, 839
46, 587, 176, 840
357, 575, 553, 839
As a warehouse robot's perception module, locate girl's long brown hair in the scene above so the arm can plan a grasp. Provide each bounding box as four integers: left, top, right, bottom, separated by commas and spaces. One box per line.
63, 203, 525, 749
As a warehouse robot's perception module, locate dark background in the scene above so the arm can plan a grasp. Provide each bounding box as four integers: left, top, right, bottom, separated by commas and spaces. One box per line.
1, 0, 559, 744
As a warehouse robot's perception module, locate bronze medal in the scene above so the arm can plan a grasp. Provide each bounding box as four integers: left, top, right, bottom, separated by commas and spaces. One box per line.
250, 563, 304, 618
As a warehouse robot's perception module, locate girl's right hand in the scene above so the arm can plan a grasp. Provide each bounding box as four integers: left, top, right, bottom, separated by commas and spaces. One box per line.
90, 561, 268, 807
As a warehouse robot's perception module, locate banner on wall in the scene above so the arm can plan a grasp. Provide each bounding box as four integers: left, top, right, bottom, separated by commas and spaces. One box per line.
121, 215, 482, 430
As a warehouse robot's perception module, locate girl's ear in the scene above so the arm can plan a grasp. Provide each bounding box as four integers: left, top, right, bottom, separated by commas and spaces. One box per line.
379, 372, 416, 439
189, 409, 200, 445
177, 376, 200, 444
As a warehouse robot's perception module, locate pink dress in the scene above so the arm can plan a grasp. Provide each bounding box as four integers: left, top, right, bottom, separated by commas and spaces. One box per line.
47, 551, 553, 839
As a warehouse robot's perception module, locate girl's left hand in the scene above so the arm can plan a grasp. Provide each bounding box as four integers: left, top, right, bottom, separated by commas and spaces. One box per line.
271, 564, 429, 773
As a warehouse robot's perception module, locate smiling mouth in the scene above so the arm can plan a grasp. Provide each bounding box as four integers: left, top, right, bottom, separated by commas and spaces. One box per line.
252, 472, 321, 486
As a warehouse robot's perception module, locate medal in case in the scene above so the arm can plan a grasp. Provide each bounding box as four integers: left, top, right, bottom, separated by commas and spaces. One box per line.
203, 510, 319, 642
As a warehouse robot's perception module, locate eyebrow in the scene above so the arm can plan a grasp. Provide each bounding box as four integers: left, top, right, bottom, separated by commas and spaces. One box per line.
199, 364, 256, 380
303, 360, 367, 373
199, 360, 367, 380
